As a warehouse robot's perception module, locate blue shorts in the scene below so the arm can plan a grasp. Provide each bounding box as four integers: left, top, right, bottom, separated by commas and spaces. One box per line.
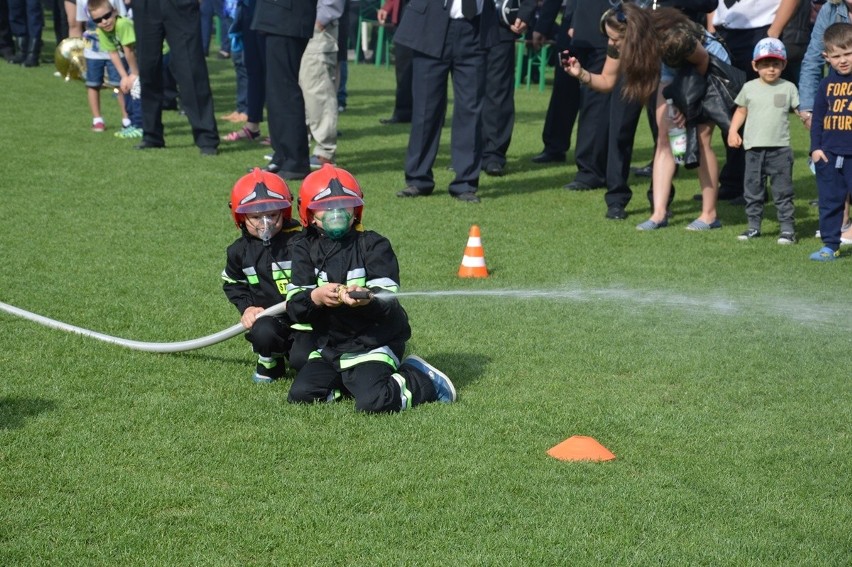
85, 57, 122, 89
661, 33, 731, 84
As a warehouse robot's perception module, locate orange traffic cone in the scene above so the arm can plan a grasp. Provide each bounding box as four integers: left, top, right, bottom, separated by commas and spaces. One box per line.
547, 436, 616, 462
458, 225, 488, 278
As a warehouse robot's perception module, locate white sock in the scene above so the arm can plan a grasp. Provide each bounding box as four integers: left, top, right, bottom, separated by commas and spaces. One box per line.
92, 117, 104, 126
121, 118, 131, 128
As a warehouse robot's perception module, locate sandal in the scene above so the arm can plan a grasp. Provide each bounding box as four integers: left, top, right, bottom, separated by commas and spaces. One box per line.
223, 126, 261, 142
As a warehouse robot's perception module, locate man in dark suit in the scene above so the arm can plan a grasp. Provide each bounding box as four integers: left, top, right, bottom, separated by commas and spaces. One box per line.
481, 0, 537, 177
252, 0, 318, 180
377, 0, 413, 124
394, 0, 507, 203
132, 0, 220, 155
529, 0, 579, 165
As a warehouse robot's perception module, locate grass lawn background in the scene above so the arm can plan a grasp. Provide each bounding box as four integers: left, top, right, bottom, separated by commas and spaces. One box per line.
0, 42, 850, 565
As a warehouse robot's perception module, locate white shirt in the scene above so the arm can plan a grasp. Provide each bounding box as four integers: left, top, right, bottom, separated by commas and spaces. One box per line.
712, 0, 780, 30
449, 0, 484, 19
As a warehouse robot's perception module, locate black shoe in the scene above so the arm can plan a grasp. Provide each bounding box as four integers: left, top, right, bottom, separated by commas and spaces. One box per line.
453, 192, 480, 203
200, 146, 218, 156
134, 141, 164, 150
380, 116, 408, 125
277, 170, 309, 181
563, 180, 598, 191
397, 185, 432, 198
605, 206, 627, 220
630, 163, 653, 177
531, 150, 566, 164
484, 162, 505, 177
727, 195, 746, 206
254, 163, 280, 173
161, 101, 179, 111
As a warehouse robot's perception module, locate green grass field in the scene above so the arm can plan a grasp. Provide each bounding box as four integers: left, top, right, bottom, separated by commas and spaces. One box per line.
1, 45, 850, 565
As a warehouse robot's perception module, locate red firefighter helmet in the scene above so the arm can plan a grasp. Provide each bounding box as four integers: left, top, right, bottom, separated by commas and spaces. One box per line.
229, 168, 293, 228
298, 164, 364, 228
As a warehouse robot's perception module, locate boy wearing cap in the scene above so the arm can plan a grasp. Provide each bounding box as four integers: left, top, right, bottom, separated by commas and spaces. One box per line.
728, 37, 800, 245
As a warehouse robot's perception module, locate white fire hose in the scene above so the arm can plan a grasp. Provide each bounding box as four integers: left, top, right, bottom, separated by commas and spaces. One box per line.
0, 300, 287, 354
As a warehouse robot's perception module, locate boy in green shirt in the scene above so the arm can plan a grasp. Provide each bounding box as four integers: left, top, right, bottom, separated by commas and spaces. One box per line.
88, 0, 142, 138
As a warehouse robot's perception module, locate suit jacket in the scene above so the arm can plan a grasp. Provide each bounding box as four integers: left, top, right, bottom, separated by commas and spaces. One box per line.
394, 0, 499, 57
251, 0, 318, 38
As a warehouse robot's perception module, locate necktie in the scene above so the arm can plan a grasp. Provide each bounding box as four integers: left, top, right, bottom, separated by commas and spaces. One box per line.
462, 0, 477, 19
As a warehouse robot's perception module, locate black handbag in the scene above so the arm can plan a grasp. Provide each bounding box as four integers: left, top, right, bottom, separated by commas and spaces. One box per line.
662, 54, 746, 169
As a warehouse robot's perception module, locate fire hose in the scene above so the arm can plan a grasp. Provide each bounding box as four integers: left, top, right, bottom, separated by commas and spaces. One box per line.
0, 290, 376, 354
0, 300, 288, 354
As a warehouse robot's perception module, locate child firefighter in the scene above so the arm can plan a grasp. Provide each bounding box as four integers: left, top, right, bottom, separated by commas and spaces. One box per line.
285, 164, 456, 412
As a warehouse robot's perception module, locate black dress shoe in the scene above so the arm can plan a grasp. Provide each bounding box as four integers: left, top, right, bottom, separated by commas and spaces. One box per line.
630, 163, 653, 177
453, 192, 480, 203
397, 185, 432, 198
379, 116, 400, 124
563, 180, 597, 191
134, 141, 164, 150
199, 146, 218, 156
531, 150, 566, 164
484, 162, 505, 177
255, 163, 280, 173
277, 170, 309, 181
605, 206, 627, 220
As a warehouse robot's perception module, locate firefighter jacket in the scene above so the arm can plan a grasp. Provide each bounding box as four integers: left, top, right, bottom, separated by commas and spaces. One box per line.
222, 219, 301, 315
285, 227, 411, 365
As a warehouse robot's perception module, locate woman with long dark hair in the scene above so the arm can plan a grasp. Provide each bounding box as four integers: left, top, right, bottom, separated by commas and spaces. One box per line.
562, 2, 731, 231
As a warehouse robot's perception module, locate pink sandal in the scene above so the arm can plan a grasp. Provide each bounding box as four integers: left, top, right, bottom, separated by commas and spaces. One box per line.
222, 126, 261, 142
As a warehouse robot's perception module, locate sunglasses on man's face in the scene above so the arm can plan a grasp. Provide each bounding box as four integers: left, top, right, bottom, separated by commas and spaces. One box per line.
92, 10, 114, 24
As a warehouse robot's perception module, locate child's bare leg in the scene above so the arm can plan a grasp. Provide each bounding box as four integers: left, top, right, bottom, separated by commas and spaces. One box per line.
87, 87, 102, 122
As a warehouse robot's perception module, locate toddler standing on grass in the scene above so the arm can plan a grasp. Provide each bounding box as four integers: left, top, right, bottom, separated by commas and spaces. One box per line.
809, 22, 852, 261
728, 37, 800, 245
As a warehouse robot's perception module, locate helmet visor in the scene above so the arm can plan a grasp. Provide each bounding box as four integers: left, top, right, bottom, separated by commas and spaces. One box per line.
306, 195, 363, 212
234, 199, 291, 215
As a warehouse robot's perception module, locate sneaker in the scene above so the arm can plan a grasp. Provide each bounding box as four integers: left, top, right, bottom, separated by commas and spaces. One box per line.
809, 246, 840, 261
777, 232, 796, 245
91, 121, 105, 133
738, 228, 761, 241
310, 155, 335, 169
115, 126, 143, 139
401, 355, 456, 403
252, 357, 286, 383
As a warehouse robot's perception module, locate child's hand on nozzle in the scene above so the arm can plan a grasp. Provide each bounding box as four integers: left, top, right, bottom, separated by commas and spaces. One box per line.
341, 286, 373, 307
311, 283, 347, 308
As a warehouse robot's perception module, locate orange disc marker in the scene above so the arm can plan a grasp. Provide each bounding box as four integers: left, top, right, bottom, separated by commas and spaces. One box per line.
547, 435, 616, 462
